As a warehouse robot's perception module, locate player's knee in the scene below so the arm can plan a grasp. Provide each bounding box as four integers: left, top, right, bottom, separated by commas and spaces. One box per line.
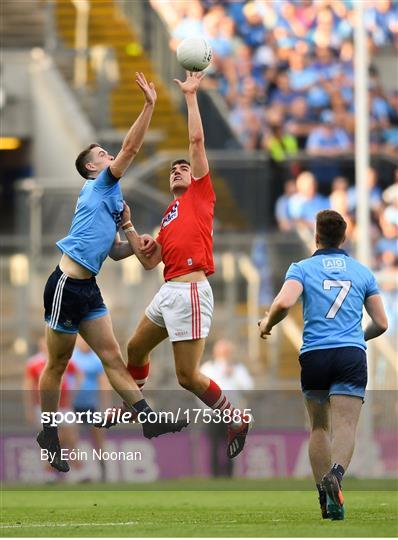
45, 353, 72, 377
176, 370, 197, 391
100, 345, 123, 368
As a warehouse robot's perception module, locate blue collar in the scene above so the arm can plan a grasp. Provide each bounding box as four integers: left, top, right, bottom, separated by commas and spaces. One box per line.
312, 248, 349, 257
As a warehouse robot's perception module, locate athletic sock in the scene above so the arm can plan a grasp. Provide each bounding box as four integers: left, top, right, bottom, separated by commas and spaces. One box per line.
331, 463, 345, 483
198, 379, 241, 426
128, 364, 150, 389
42, 422, 58, 436
131, 398, 153, 419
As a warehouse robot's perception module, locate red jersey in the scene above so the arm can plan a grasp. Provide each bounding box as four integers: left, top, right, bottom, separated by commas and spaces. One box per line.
25, 353, 79, 408
156, 172, 216, 281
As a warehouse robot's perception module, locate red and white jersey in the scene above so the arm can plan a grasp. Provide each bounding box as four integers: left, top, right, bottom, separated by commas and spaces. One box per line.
25, 353, 79, 408
156, 172, 216, 281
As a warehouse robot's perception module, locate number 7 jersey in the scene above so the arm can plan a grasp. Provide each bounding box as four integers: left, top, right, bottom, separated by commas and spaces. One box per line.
285, 248, 379, 353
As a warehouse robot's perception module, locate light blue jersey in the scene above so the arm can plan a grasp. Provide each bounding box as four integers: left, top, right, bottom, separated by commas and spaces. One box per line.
285, 248, 379, 353
72, 346, 104, 409
57, 167, 123, 274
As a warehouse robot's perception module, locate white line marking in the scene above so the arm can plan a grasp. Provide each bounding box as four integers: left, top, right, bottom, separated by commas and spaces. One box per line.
1, 521, 139, 529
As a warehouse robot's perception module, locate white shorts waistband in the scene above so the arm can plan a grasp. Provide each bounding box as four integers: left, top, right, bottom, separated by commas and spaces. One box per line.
162, 280, 210, 290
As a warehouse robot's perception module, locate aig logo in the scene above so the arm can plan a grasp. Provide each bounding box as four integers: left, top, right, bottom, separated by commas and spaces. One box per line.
161, 201, 180, 229
322, 258, 346, 271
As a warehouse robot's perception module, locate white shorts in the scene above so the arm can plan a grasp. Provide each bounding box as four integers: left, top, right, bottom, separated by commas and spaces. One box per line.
145, 280, 214, 342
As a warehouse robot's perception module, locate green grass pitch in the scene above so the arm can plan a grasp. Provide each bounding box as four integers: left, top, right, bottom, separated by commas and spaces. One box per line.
1, 479, 397, 537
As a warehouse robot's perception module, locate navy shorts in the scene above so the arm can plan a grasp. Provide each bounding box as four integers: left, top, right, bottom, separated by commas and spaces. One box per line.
299, 346, 367, 403
44, 266, 108, 333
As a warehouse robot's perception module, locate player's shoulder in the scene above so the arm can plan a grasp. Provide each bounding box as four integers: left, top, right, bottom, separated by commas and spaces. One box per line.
94, 166, 120, 189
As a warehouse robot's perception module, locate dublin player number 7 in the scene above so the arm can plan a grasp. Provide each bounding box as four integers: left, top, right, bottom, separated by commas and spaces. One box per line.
323, 280, 352, 319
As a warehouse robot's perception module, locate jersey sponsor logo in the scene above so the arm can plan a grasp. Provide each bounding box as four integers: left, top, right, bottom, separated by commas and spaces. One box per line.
161, 201, 180, 229
112, 210, 122, 228
322, 257, 346, 271
174, 329, 189, 337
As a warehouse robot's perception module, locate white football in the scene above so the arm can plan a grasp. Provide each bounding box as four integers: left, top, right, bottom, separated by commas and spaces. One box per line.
176, 37, 212, 72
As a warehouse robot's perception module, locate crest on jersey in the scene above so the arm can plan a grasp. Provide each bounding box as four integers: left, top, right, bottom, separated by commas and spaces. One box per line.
322, 257, 346, 271
161, 201, 180, 229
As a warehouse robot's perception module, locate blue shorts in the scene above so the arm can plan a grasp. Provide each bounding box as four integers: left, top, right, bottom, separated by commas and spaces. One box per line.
299, 346, 367, 403
44, 266, 108, 333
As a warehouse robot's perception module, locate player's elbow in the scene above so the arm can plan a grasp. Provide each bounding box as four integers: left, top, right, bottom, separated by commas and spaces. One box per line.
189, 134, 204, 145
378, 318, 388, 334
274, 298, 293, 311
109, 251, 120, 261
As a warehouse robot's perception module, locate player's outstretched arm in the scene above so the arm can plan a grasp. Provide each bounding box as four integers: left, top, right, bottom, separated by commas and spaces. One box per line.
258, 280, 303, 339
364, 294, 388, 341
174, 71, 209, 179
110, 72, 157, 179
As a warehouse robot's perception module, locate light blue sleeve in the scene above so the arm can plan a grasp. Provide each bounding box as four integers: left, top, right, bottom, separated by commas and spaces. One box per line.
365, 272, 379, 298
94, 167, 120, 190
285, 262, 305, 285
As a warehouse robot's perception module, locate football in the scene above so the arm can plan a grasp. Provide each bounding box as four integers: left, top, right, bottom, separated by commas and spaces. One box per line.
176, 37, 212, 72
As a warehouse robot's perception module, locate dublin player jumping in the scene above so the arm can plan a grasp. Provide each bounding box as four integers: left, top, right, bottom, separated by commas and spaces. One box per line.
38, 73, 188, 473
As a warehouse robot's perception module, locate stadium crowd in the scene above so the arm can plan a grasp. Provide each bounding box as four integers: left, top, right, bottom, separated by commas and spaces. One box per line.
151, 0, 398, 156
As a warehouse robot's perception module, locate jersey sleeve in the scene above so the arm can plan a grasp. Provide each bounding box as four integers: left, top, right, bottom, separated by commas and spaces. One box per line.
285, 262, 305, 285
365, 272, 379, 298
191, 172, 216, 201
93, 167, 120, 190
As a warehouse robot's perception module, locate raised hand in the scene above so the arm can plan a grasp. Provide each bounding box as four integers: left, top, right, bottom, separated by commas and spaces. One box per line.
173, 71, 206, 94
258, 312, 272, 340
135, 72, 157, 106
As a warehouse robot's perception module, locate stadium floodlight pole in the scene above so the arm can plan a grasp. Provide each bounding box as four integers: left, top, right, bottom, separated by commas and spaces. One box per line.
354, 0, 375, 476
354, 0, 370, 266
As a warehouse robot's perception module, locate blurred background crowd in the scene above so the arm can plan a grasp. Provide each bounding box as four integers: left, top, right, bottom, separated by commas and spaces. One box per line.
152, 0, 398, 156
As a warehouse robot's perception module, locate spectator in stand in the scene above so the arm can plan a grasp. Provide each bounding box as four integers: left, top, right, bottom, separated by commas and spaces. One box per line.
269, 71, 303, 111
24, 336, 82, 472
262, 110, 298, 163
307, 110, 352, 156
286, 96, 315, 149
288, 51, 318, 93
72, 335, 110, 482
275, 178, 297, 232
169, 0, 204, 48
239, 1, 267, 49
201, 339, 253, 477
289, 171, 329, 228
347, 167, 383, 216
229, 93, 263, 149
329, 176, 355, 242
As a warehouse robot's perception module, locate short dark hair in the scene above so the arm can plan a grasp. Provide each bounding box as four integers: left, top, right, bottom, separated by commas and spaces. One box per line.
170, 159, 190, 170
75, 143, 100, 179
316, 210, 347, 248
